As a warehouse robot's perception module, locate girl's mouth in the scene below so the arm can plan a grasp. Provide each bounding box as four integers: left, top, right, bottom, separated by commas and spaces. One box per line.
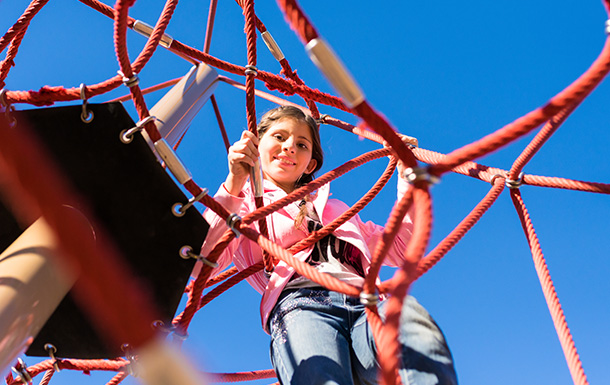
274, 155, 296, 166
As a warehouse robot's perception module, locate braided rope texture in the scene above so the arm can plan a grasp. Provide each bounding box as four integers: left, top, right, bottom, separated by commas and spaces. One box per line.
1, 0, 609, 384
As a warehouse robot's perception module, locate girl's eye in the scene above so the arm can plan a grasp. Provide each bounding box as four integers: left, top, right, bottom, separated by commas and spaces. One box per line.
273, 134, 283, 141
298, 143, 308, 150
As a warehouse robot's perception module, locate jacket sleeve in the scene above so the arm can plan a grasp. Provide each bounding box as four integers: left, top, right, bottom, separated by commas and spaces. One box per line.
356, 176, 414, 268
192, 184, 252, 278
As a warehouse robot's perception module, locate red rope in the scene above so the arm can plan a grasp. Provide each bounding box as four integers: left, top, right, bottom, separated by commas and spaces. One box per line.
37, 370, 54, 385
413, 178, 505, 281
274, 0, 319, 44
364, 187, 414, 297
289, 156, 397, 255
372, 186, 432, 385
0, 0, 49, 54
211, 95, 231, 152
6, 359, 128, 385
0, 20, 28, 89
198, 261, 265, 310
203, 0, 218, 54
1, 1, 608, 384
428, 37, 610, 177
510, 189, 588, 385
206, 368, 276, 383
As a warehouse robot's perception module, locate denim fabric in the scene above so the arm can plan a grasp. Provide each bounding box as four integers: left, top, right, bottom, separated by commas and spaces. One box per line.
269, 288, 457, 385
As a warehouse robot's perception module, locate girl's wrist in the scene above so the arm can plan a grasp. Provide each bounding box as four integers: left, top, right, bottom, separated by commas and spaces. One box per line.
224, 173, 248, 196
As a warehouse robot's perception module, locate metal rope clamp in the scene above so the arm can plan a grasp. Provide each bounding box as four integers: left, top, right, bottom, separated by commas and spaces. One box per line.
179, 245, 219, 268
401, 166, 440, 185
226, 213, 242, 237
172, 188, 208, 217
244, 65, 258, 77
79, 83, 94, 123
263, 268, 274, 279
118, 70, 140, 88
0, 88, 17, 128
44, 343, 61, 372
316, 114, 329, 125
359, 291, 379, 306
120, 344, 138, 377
151, 320, 175, 335
152, 320, 189, 342
505, 172, 524, 189
489, 173, 505, 186
120, 115, 156, 144
11, 358, 32, 385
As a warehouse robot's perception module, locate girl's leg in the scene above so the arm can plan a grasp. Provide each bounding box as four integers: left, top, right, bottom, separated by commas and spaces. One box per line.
269, 288, 356, 385
351, 295, 457, 385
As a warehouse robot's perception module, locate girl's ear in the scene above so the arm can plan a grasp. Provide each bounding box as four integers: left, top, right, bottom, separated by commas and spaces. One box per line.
305, 159, 317, 175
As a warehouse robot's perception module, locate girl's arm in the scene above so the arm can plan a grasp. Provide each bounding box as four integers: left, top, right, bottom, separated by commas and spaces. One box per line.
193, 131, 259, 277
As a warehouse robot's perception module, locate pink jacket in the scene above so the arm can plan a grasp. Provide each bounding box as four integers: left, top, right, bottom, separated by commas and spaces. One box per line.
197, 178, 413, 333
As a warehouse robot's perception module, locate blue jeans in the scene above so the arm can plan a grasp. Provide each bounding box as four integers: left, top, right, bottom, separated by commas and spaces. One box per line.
269, 288, 457, 385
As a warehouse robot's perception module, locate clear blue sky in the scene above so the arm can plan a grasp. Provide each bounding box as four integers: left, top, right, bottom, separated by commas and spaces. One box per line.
1, 1, 609, 384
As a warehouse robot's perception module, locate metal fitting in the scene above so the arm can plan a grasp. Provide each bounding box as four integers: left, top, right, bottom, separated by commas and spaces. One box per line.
261, 31, 285, 61
505, 172, 524, 189
154, 138, 193, 184
305, 38, 365, 108
489, 173, 505, 186
401, 166, 440, 185
263, 267, 275, 279
118, 70, 140, 88
316, 114, 329, 125
172, 188, 208, 217
0, 88, 9, 108
79, 83, 94, 123
0, 88, 17, 128
226, 213, 242, 237
11, 358, 32, 385
179, 245, 219, 268
244, 65, 258, 77
121, 344, 138, 377
44, 344, 61, 372
120, 115, 156, 143
151, 320, 175, 334
132, 20, 174, 49
359, 291, 379, 306
606, 19, 610, 35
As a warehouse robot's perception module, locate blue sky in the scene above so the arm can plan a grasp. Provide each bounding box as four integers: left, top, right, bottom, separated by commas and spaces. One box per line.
1, 1, 609, 384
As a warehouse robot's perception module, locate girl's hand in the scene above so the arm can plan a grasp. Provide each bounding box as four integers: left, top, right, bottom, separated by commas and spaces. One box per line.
383, 133, 418, 179
225, 130, 260, 196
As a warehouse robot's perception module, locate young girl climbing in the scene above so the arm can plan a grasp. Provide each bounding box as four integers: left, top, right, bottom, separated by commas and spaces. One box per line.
198, 105, 457, 384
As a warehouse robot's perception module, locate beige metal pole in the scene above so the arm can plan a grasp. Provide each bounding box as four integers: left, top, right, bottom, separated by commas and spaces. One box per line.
148, 63, 219, 148
0, 217, 78, 374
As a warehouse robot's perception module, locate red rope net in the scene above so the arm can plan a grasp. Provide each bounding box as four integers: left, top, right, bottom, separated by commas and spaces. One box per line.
1, 0, 609, 384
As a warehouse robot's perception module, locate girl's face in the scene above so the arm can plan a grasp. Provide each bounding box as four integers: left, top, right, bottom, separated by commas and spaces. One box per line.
259, 118, 318, 193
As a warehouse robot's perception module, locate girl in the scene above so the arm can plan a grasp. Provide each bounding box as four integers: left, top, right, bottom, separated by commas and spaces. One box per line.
199, 106, 457, 384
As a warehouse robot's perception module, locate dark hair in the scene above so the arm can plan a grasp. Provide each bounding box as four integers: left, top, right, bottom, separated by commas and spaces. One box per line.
257, 105, 324, 189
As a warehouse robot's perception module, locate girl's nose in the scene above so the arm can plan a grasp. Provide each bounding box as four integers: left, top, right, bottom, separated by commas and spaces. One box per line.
282, 138, 295, 153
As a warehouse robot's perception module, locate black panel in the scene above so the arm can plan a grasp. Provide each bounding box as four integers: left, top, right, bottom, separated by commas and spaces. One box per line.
0, 103, 208, 358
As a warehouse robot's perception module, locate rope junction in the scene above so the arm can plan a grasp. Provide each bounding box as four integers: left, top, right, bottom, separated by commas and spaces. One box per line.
1, 1, 610, 384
